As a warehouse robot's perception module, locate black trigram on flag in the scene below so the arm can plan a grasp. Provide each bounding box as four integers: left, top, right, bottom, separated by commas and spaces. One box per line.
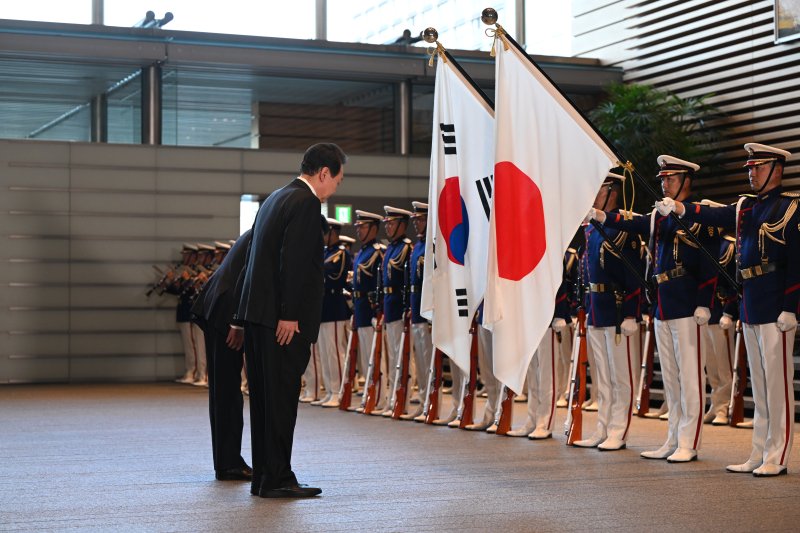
475, 174, 493, 219
440, 123, 456, 154
455, 288, 468, 317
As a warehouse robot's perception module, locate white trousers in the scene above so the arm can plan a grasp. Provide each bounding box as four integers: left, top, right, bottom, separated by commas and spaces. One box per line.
356, 326, 374, 383
556, 324, 573, 399
411, 323, 433, 399
743, 323, 796, 467
302, 343, 322, 399
587, 326, 636, 442
520, 329, 558, 432
703, 323, 734, 418
655, 317, 706, 451
477, 325, 502, 421
178, 322, 206, 380
383, 319, 404, 410
317, 321, 347, 401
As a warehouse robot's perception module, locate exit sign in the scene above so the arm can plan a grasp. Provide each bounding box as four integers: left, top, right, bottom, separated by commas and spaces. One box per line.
335, 205, 352, 224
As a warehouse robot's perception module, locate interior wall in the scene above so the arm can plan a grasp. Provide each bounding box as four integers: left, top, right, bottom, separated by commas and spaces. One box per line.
0, 139, 428, 383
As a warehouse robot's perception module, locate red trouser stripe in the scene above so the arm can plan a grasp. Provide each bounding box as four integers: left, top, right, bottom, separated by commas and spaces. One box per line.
780, 331, 791, 465
622, 336, 633, 440
692, 325, 703, 450
335, 323, 342, 382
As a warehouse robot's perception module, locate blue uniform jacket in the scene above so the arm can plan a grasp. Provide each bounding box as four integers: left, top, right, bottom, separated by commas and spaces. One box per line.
602, 198, 720, 321
352, 239, 383, 328
556, 248, 579, 321
710, 235, 738, 325
582, 214, 644, 327
410, 238, 427, 324
680, 187, 800, 324
382, 237, 412, 323
321, 243, 353, 323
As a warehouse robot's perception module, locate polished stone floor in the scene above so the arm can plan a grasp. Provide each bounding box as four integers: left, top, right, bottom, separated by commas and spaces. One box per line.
1, 383, 798, 532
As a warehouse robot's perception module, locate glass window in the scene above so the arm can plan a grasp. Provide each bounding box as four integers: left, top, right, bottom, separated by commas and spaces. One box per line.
103, 0, 316, 38
2, 1, 92, 24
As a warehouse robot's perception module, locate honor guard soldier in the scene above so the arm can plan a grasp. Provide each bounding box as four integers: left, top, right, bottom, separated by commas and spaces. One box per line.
507, 263, 575, 440
378, 206, 413, 416
573, 172, 644, 451
658, 143, 799, 476
402, 201, 432, 420
556, 246, 580, 408
466, 304, 504, 431
314, 218, 353, 408
702, 230, 737, 426
351, 210, 385, 410
589, 156, 720, 463
168, 243, 207, 385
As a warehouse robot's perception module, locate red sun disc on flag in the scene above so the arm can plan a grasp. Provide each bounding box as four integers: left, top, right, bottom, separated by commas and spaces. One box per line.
494, 161, 546, 281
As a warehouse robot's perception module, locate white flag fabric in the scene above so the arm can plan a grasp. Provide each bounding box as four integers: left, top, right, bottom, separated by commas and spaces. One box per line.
483, 34, 616, 393
420, 55, 494, 374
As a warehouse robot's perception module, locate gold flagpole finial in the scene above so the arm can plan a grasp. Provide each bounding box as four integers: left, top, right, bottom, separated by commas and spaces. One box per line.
481, 7, 508, 56
423, 27, 447, 66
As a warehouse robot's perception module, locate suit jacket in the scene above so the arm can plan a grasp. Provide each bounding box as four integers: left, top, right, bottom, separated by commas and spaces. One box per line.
236, 178, 325, 342
191, 229, 252, 332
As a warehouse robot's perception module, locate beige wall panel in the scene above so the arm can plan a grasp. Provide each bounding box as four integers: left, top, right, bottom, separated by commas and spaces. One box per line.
1, 165, 70, 188
70, 191, 157, 214
70, 286, 151, 308
70, 240, 158, 262
0, 240, 69, 261
573, 0, 627, 17
242, 149, 300, 175
156, 146, 243, 171
0, 140, 70, 164
69, 356, 157, 381
0, 310, 69, 332
0, 213, 69, 236
2, 359, 71, 384
0, 263, 68, 284
156, 171, 242, 193
154, 217, 236, 241
156, 355, 185, 378
0, 287, 69, 308
69, 215, 156, 238
69, 333, 157, 355
70, 168, 156, 191
155, 194, 239, 217
241, 174, 300, 195
156, 331, 184, 354
0, 333, 69, 356
69, 310, 159, 331
70, 143, 157, 169
69, 263, 154, 284
0, 191, 70, 212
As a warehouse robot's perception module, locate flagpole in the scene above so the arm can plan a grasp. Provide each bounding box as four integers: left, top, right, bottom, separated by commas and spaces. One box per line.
423, 28, 494, 111
480, 7, 740, 293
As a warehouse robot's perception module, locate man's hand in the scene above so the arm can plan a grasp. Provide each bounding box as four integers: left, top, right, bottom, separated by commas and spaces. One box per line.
551, 318, 567, 330
693, 306, 711, 326
656, 197, 686, 216
621, 317, 638, 336
276, 320, 300, 345
719, 313, 734, 330
226, 326, 244, 350
585, 208, 605, 224
777, 311, 797, 332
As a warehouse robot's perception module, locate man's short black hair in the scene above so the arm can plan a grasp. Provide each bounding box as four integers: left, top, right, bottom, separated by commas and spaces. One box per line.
301, 143, 348, 177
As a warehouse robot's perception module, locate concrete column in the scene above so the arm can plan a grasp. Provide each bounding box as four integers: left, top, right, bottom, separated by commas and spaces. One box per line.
92, 0, 103, 25
141, 63, 162, 145
90, 94, 107, 143
515, 0, 526, 48
316, 0, 327, 40
395, 80, 411, 155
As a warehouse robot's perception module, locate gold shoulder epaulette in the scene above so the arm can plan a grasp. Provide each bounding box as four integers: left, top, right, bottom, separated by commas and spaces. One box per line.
780, 191, 800, 198
740, 193, 757, 198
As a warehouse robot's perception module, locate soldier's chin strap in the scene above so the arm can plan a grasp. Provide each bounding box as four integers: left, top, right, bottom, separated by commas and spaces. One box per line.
755, 161, 778, 195
673, 174, 688, 201
599, 184, 613, 212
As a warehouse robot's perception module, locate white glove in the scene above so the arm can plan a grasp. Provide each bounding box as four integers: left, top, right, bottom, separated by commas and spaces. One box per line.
693, 306, 711, 326
621, 317, 638, 337
585, 208, 605, 224
656, 197, 676, 216
777, 311, 797, 332
551, 318, 567, 330
718, 313, 734, 330
641, 314, 651, 328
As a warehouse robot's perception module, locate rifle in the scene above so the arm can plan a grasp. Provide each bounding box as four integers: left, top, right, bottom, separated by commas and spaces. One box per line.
458, 316, 480, 428
728, 320, 748, 427
338, 317, 359, 411
635, 314, 655, 417
423, 348, 444, 424
565, 307, 588, 445
495, 385, 515, 435
362, 313, 384, 414
391, 311, 413, 419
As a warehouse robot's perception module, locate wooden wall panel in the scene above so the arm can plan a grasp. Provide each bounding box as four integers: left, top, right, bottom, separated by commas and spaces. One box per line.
574, 0, 800, 202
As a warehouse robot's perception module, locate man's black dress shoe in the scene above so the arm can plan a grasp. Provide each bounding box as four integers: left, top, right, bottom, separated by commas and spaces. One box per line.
215, 465, 253, 481
259, 484, 322, 498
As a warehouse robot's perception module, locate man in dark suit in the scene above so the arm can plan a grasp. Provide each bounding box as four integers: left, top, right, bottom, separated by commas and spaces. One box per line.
236, 143, 347, 498
191, 230, 253, 481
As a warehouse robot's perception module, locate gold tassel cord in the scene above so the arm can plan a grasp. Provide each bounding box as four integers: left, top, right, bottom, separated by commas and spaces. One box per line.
615, 160, 636, 220
485, 24, 509, 57
427, 41, 448, 67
